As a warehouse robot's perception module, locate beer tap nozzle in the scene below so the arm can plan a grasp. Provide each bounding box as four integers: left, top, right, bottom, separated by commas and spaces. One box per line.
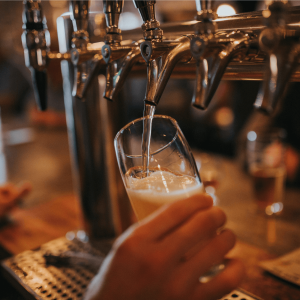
254, 1, 300, 114
69, 0, 93, 98
140, 36, 192, 106
101, 0, 143, 102
69, 0, 89, 32
190, 0, 216, 110
22, 0, 50, 111
191, 32, 251, 110
134, 0, 180, 107
191, 0, 251, 110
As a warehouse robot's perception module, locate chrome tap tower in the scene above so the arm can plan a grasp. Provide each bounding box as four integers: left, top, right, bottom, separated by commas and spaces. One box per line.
22, 0, 300, 241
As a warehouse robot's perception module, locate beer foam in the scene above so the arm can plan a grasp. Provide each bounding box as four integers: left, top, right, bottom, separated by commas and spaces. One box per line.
126, 170, 203, 204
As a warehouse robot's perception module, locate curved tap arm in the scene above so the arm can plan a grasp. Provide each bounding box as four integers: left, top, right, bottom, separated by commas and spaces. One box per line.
254, 1, 300, 114
103, 45, 142, 101
102, 0, 124, 101
255, 42, 300, 114
69, 0, 93, 98
140, 36, 192, 105
191, 32, 251, 109
190, 0, 217, 109
22, 0, 50, 111
102, 0, 144, 101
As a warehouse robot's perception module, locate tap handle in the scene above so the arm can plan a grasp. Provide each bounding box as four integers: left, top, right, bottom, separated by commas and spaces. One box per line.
195, 0, 214, 12
69, 0, 90, 32
103, 0, 124, 30
133, 0, 162, 40
22, 0, 49, 111
22, 0, 44, 28
133, 0, 156, 23
194, 0, 216, 34
254, 1, 290, 114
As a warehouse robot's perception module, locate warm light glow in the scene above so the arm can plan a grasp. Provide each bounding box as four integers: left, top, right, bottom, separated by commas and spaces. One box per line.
215, 107, 234, 127
247, 131, 257, 142
119, 12, 142, 30
270, 54, 278, 77
216, 4, 236, 17
270, 54, 278, 93
265, 202, 283, 215
262, 9, 271, 18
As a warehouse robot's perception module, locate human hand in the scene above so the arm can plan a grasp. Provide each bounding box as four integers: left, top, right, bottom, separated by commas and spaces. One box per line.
84, 193, 245, 300
0, 182, 32, 218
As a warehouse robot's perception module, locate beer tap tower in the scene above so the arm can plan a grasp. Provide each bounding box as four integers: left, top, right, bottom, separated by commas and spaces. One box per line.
22, 0, 300, 242
23, 0, 133, 242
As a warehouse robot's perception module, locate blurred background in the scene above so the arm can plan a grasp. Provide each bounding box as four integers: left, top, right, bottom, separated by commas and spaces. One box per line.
1, 0, 300, 209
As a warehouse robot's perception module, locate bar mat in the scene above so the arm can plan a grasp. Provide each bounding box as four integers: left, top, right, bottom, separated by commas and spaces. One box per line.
220, 288, 263, 300
0, 236, 111, 300
0, 236, 263, 300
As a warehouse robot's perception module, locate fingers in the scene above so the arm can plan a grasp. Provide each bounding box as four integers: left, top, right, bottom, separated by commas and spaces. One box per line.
162, 206, 226, 260
0, 182, 32, 216
192, 258, 245, 300
135, 193, 213, 240
0, 182, 32, 201
181, 229, 236, 282
17, 181, 32, 199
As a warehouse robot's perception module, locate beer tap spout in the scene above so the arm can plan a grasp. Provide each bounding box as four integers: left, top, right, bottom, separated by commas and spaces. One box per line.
69, 0, 93, 99
102, 43, 142, 101
22, 0, 50, 111
140, 36, 193, 106
191, 32, 251, 109
102, 0, 143, 102
190, 0, 252, 110
255, 1, 300, 114
134, 0, 192, 106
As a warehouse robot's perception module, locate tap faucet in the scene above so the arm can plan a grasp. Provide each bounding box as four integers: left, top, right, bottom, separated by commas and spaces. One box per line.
254, 1, 300, 114
69, 0, 102, 99
140, 36, 193, 106
22, 0, 50, 111
22, 1, 100, 104
190, 0, 216, 110
101, 0, 143, 102
22, 0, 72, 109
68, 1, 107, 99
190, 0, 252, 110
136, 0, 193, 106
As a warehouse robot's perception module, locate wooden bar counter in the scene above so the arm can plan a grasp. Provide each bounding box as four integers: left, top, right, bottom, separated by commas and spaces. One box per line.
0, 156, 300, 299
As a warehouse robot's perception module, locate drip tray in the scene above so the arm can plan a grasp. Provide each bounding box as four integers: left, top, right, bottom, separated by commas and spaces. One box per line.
1, 236, 263, 300
0, 236, 111, 300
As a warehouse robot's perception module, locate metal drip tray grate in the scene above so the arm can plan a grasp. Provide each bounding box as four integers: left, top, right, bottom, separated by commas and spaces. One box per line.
1, 236, 263, 300
0, 236, 111, 300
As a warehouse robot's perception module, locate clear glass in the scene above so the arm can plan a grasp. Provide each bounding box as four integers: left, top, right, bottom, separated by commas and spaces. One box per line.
115, 115, 226, 283
114, 115, 203, 221
247, 129, 286, 215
